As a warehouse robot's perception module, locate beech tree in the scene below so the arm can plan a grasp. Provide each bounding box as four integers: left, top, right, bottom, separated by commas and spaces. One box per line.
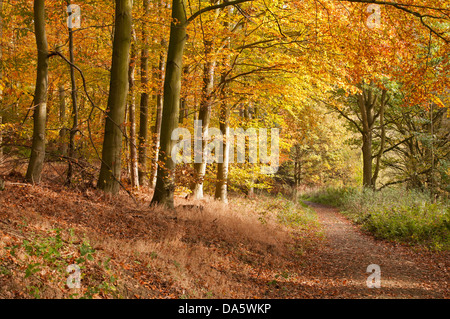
0, 0, 3, 160
25, 0, 49, 184
66, 0, 80, 184
97, 0, 133, 194
138, 0, 150, 187
0, 0, 447, 202
332, 83, 389, 188
150, 0, 253, 207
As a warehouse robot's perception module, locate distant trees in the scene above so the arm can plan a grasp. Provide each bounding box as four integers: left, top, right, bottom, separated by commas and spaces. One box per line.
150, 0, 253, 207
383, 103, 450, 196
333, 82, 389, 189
0, 0, 447, 203
330, 81, 449, 196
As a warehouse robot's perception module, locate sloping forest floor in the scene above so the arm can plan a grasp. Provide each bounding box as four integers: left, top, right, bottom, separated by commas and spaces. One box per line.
0, 164, 449, 299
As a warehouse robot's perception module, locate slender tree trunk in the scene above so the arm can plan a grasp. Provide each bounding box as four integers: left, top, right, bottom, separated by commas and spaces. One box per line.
358, 85, 388, 189
149, 39, 165, 189
293, 144, 302, 200
124, 103, 130, 176
372, 90, 387, 186
58, 85, 68, 155
214, 24, 231, 203
214, 86, 230, 203
26, 0, 49, 184
358, 88, 374, 189
138, 0, 150, 187
428, 102, 435, 194
361, 131, 373, 188
0, 0, 3, 161
128, 27, 139, 188
179, 98, 186, 124
244, 104, 255, 197
150, 0, 187, 207
192, 40, 216, 199
97, 0, 133, 194
0, 0, 2, 97
66, 4, 79, 183
0, 116, 3, 162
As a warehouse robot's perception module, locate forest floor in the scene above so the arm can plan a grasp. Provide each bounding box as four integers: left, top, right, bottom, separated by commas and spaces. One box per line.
0, 165, 449, 299
299, 201, 449, 298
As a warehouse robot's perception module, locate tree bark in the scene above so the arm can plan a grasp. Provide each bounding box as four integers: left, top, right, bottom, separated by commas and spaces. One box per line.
372, 90, 387, 186
0, 0, 2, 98
214, 85, 230, 203
26, 0, 49, 184
0, 116, 3, 162
128, 27, 139, 188
66, 2, 79, 184
97, 0, 132, 194
58, 85, 68, 155
191, 40, 216, 199
358, 86, 374, 188
358, 84, 388, 189
138, 0, 150, 187
149, 38, 165, 189
214, 20, 231, 203
0, 0, 3, 161
150, 0, 187, 207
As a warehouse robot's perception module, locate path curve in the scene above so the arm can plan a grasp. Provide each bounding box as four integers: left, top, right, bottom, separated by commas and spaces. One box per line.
300, 201, 449, 299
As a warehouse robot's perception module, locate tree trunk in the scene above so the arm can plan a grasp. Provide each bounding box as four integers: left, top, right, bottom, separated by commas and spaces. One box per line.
358, 88, 374, 189
214, 26, 231, 203
138, 0, 150, 187
97, 0, 132, 194
361, 131, 373, 188
58, 85, 68, 155
358, 85, 388, 189
0, 0, 2, 97
0, 0, 3, 161
293, 144, 302, 200
150, 0, 187, 207
149, 38, 165, 189
128, 27, 139, 188
214, 88, 230, 203
192, 40, 216, 199
372, 90, 387, 186
179, 97, 186, 124
0, 116, 3, 162
243, 104, 255, 197
66, 4, 79, 184
26, 0, 49, 184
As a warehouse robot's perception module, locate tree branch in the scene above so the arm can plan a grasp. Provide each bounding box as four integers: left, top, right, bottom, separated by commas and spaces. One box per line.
341, 0, 449, 43
187, 0, 253, 24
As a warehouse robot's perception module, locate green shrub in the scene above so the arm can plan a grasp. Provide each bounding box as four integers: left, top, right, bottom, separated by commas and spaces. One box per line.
6, 228, 119, 298
301, 187, 356, 207
271, 194, 319, 230
341, 188, 450, 250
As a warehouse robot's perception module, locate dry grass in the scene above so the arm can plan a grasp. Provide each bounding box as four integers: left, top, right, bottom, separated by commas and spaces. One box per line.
0, 164, 323, 299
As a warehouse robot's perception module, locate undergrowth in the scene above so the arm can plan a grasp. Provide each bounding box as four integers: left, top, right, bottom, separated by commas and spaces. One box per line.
2, 228, 119, 298
302, 187, 450, 250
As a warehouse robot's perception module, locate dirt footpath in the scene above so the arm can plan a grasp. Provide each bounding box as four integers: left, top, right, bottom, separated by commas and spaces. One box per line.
299, 202, 449, 299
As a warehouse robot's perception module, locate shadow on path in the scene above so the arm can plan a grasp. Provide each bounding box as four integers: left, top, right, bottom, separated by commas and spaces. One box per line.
299, 201, 449, 298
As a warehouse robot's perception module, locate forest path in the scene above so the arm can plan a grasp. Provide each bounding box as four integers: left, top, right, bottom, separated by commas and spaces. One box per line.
299, 201, 449, 298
